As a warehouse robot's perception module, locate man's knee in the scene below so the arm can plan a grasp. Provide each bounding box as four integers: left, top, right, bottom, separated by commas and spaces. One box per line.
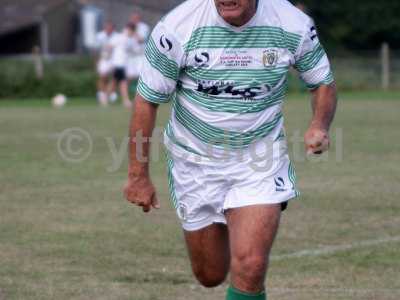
231, 252, 267, 289
192, 265, 228, 288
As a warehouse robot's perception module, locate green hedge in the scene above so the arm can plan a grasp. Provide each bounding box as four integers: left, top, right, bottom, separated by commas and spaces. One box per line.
1, 55, 396, 100
0, 56, 308, 100
0, 57, 97, 99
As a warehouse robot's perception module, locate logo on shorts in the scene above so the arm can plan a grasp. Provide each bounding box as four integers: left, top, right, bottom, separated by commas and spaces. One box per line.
263, 49, 279, 68
177, 203, 188, 221
274, 177, 286, 192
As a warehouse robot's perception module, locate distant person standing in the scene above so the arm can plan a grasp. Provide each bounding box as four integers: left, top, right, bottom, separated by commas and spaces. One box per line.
95, 21, 118, 106
129, 13, 150, 44
126, 13, 150, 85
110, 23, 141, 108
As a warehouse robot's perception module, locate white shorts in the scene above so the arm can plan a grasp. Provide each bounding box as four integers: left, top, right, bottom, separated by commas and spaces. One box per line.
166, 140, 299, 231
97, 59, 113, 76
126, 56, 144, 79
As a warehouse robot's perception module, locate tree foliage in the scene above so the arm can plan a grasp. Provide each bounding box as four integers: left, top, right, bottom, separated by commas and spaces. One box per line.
295, 0, 400, 50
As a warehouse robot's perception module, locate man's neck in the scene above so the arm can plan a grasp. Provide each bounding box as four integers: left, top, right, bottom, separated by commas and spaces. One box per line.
227, 3, 258, 27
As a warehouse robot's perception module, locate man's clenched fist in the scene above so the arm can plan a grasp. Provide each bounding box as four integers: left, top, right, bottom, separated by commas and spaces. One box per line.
304, 126, 330, 155
124, 176, 159, 213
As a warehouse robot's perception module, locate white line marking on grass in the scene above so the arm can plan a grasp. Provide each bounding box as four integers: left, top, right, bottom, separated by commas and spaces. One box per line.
269, 288, 400, 295
272, 236, 400, 261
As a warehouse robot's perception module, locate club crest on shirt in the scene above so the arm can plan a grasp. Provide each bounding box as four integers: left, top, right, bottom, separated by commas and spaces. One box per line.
263, 49, 279, 68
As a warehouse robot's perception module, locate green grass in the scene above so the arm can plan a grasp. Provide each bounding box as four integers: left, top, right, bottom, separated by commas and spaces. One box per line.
0, 93, 399, 300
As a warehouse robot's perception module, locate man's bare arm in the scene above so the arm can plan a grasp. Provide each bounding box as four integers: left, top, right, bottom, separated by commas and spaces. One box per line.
124, 94, 160, 212
128, 94, 158, 176
310, 83, 338, 130
304, 83, 338, 154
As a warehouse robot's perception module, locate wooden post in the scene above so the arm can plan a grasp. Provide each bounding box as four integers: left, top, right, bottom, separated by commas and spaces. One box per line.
40, 19, 49, 56
32, 46, 44, 80
381, 42, 390, 91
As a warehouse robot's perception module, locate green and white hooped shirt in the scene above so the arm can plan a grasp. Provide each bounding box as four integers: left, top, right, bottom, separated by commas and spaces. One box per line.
137, 0, 334, 163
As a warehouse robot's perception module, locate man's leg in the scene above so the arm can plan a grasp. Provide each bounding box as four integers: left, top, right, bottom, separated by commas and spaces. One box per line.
225, 204, 281, 299
108, 78, 118, 103
184, 223, 230, 288
97, 75, 109, 106
119, 80, 132, 108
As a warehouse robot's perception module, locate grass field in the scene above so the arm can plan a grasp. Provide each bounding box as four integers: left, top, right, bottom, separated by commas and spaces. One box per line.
0, 92, 399, 300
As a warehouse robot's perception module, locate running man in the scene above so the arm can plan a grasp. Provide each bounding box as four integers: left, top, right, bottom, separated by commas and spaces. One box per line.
95, 21, 117, 106
124, 1, 337, 299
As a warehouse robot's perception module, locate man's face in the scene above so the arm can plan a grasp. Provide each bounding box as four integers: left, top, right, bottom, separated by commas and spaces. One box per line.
130, 13, 141, 24
104, 22, 114, 34
214, 0, 257, 26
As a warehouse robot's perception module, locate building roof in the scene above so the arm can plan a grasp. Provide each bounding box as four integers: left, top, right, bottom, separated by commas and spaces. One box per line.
0, 0, 68, 35
0, 0, 185, 36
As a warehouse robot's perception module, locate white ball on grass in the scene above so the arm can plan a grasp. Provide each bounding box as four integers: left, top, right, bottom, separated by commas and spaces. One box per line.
52, 94, 67, 108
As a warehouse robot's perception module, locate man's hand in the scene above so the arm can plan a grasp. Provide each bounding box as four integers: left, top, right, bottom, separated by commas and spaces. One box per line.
304, 126, 330, 155
124, 175, 160, 213
305, 83, 337, 155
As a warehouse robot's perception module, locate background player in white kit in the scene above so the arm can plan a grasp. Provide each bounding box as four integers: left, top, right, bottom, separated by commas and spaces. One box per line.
129, 12, 150, 43
124, 0, 338, 299
95, 21, 117, 106
126, 13, 151, 86
110, 23, 141, 108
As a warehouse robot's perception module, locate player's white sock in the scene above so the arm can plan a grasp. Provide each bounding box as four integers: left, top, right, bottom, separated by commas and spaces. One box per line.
109, 92, 118, 103
97, 91, 108, 107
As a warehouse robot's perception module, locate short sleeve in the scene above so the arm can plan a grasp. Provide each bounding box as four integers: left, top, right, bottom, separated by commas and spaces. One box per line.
137, 22, 184, 104
294, 18, 334, 90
